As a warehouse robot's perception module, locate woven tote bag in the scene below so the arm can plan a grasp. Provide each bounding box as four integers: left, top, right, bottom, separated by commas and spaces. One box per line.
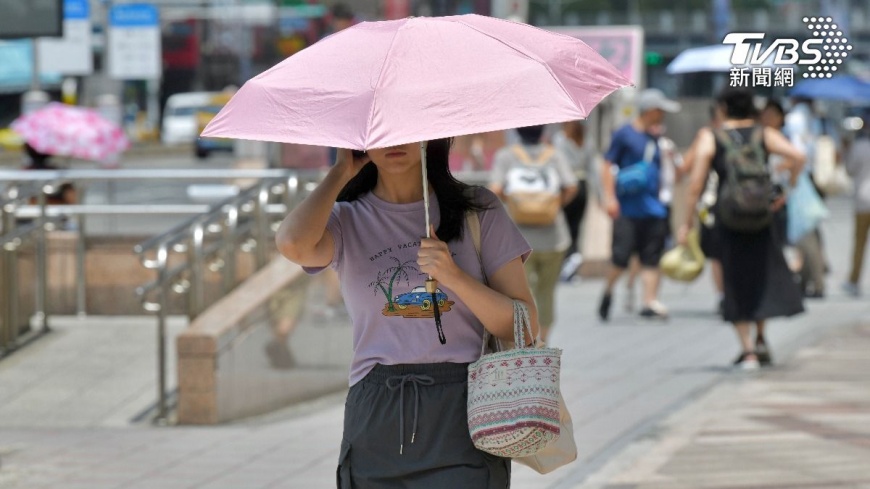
467, 301, 562, 458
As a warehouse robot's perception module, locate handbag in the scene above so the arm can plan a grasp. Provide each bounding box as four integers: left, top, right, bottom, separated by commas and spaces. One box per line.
465, 212, 578, 472
787, 170, 829, 244
616, 140, 657, 197
813, 135, 851, 196
659, 228, 705, 282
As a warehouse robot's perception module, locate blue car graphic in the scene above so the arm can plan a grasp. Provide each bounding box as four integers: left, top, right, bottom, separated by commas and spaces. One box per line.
394, 286, 448, 310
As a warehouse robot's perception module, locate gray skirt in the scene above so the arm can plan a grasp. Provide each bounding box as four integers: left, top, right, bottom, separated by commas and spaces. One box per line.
338, 363, 511, 488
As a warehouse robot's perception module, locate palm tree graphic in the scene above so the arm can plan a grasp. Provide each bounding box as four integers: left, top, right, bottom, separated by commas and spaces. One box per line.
369, 257, 419, 312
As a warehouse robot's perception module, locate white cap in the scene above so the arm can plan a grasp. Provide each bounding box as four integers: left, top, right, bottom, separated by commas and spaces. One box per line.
637, 89, 681, 113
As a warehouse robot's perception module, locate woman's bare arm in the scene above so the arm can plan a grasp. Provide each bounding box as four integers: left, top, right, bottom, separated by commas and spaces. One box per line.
678, 128, 715, 243
429, 253, 539, 344
275, 150, 369, 267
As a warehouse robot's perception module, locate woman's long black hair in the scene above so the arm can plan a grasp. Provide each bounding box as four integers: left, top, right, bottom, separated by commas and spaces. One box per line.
336, 138, 490, 243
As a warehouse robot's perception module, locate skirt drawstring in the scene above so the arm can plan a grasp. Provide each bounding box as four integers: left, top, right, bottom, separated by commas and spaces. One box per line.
385, 374, 435, 454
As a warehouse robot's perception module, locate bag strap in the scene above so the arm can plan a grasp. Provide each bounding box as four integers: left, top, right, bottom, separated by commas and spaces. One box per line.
512, 144, 556, 167
643, 139, 656, 163
712, 129, 743, 188
467, 211, 535, 354
467, 211, 501, 356
513, 300, 535, 347
466, 211, 487, 286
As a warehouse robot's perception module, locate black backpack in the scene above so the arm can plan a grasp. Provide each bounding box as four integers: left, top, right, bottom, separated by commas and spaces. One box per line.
715, 127, 773, 233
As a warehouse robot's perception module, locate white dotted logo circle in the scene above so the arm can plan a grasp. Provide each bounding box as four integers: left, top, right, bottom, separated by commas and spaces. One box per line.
803, 17, 851, 78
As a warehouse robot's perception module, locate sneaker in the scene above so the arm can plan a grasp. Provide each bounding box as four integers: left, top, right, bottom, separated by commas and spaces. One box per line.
560, 253, 583, 282
639, 301, 668, 320
842, 281, 861, 297
732, 352, 760, 371
598, 293, 612, 322
755, 342, 772, 367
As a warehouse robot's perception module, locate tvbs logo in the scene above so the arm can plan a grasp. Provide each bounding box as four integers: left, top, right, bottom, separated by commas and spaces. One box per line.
724, 33, 823, 65
723, 17, 851, 78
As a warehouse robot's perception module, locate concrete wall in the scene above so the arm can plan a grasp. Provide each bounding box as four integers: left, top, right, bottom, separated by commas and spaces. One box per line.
176, 258, 352, 424
14, 231, 258, 318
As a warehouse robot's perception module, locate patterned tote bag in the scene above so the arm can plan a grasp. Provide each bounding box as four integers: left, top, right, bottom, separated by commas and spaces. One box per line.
467, 300, 562, 458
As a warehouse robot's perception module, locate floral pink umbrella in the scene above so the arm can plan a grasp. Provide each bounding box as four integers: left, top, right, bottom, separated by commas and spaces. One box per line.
12, 103, 130, 163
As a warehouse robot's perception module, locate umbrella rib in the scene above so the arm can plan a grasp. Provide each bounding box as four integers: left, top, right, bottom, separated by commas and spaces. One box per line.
448, 17, 587, 116
364, 20, 408, 149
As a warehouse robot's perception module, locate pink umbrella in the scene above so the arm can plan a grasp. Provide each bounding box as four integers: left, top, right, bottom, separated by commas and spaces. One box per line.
201, 14, 631, 149
203, 14, 631, 344
12, 103, 130, 163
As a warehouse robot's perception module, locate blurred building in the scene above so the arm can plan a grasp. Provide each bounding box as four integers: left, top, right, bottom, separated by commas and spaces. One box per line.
527, 0, 869, 98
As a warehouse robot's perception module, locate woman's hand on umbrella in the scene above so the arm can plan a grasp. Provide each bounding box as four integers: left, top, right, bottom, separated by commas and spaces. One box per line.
333, 148, 371, 181
418, 225, 460, 286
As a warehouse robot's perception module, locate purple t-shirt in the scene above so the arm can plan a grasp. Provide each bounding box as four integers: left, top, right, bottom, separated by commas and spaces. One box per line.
304, 187, 531, 386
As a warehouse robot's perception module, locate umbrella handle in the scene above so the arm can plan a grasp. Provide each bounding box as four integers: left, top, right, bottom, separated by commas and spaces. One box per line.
421, 141, 431, 239
421, 141, 445, 344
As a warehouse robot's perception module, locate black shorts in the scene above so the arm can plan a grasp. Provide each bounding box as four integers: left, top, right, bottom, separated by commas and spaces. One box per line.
611, 216, 669, 268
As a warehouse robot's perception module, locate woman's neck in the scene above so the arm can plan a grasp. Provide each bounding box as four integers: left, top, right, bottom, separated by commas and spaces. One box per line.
372, 171, 426, 204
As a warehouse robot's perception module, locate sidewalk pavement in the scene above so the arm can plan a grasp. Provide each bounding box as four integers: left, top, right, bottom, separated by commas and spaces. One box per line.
577, 322, 870, 489
0, 196, 867, 488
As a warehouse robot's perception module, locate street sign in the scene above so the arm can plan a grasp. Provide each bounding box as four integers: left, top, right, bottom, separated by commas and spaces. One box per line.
37, 0, 93, 75
108, 3, 162, 80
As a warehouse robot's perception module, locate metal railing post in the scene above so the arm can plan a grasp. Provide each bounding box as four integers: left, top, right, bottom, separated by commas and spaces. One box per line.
34, 189, 48, 332
0, 202, 15, 350
188, 222, 205, 319
154, 244, 169, 422
222, 206, 238, 294
75, 214, 87, 317
284, 175, 298, 212
254, 183, 269, 269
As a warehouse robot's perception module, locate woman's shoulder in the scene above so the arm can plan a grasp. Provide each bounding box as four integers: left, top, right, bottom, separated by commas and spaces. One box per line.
332, 196, 369, 216
468, 186, 500, 206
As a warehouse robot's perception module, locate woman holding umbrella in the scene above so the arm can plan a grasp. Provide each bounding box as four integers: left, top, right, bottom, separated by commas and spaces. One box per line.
204, 14, 630, 486
276, 140, 536, 486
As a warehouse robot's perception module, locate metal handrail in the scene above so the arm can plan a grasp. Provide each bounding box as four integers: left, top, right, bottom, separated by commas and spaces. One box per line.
0, 168, 310, 181
1, 166, 489, 420
128, 175, 303, 421
0, 188, 50, 353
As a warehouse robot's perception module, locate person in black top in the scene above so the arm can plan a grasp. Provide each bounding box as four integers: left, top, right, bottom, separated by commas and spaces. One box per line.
679, 88, 805, 370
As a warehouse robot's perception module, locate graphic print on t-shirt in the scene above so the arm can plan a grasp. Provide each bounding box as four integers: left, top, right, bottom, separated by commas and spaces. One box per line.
367, 254, 456, 318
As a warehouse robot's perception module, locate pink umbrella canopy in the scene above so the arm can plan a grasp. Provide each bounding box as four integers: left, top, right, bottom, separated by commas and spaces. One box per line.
12, 103, 130, 162
202, 14, 632, 149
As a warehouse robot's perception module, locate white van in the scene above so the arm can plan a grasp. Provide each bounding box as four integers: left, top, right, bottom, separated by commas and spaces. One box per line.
161, 92, 216, 145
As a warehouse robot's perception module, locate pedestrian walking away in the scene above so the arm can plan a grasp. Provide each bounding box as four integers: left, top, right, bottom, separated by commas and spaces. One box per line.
843, 118, 870, 297
680, 88, 806, 371
553, 120, 595, 282
683, 104, 726, 314
598, 88, 680, 321
490, 124, 577, 343
784, 96, 830, 297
